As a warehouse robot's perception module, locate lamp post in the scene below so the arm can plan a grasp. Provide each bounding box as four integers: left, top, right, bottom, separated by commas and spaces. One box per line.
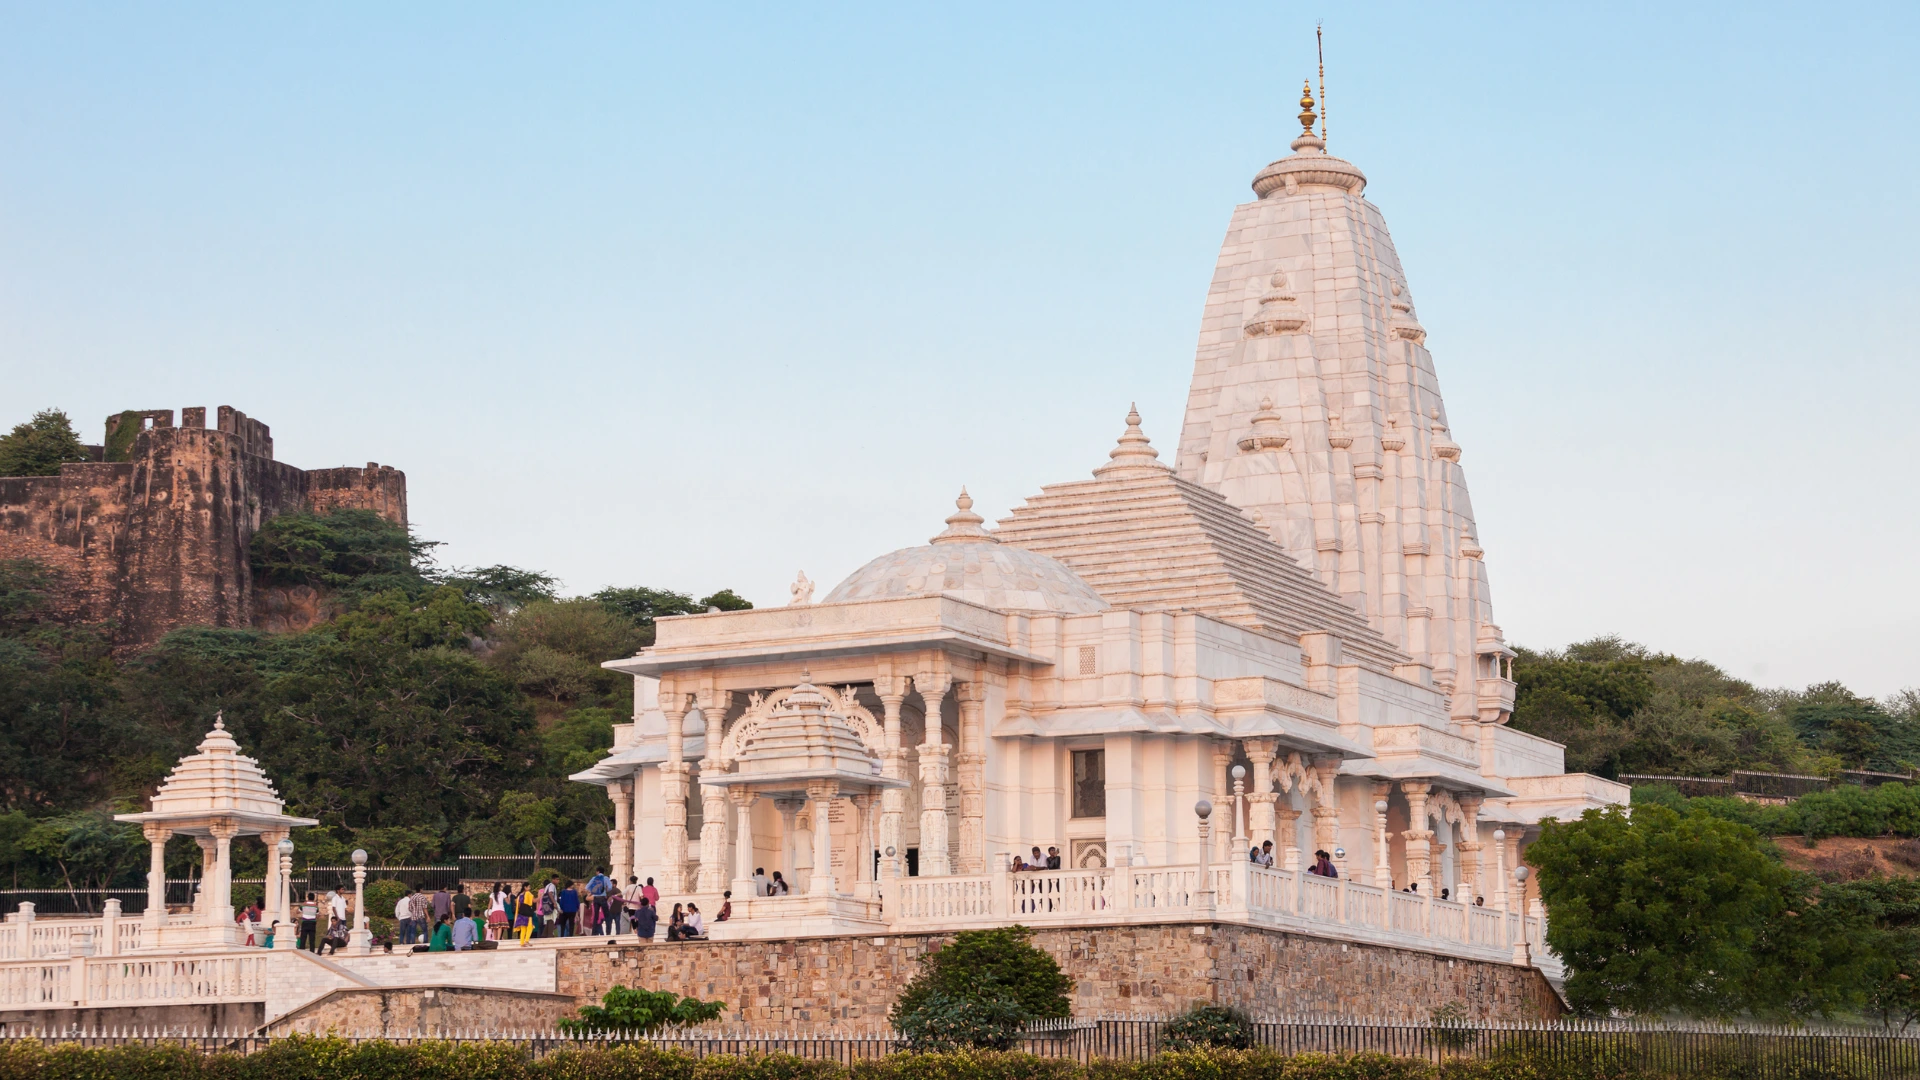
348, 848, 373, 955
1511, 865, 1532, 965
1193, 799, 1214, 915
273, 838, 296, 950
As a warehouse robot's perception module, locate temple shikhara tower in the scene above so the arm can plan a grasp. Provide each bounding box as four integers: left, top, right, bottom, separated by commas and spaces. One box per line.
1174, 84, 1511, 728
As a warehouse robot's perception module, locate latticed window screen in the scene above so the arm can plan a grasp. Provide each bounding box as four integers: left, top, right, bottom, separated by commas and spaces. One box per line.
1071, 749, 1106, 819
1078, 645, 1097, 675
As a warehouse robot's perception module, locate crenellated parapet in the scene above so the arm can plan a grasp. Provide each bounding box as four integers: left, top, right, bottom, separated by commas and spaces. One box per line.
0, 406, 407, 649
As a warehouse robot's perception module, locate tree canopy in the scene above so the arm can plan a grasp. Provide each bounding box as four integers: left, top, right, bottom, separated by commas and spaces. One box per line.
1509, 635, 1914, 778
1531, 803, 1871, 1019
0, 409, 89, 478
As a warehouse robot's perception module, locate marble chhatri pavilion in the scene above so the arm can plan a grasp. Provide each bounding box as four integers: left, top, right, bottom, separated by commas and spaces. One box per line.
572, 88, 1624, 959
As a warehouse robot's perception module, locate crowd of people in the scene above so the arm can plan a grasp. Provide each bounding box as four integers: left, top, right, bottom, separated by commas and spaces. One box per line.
1009, 846, 1062, 871
232, 866, 747, 953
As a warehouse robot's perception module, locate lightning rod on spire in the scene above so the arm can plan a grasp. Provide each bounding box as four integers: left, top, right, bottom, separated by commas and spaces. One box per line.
1317, 22, 1327, 145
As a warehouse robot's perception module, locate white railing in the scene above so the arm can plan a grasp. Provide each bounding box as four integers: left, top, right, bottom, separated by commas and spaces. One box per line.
883, 862, 1550, 970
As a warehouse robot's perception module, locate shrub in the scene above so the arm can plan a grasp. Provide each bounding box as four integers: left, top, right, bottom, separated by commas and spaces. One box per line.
559, 985, 727, 1035
890, 927, 1073, 1052
1159, 1005, 1254, 1051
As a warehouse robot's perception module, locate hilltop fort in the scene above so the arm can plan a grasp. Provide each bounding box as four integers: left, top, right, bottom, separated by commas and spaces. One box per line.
0, 406, 405, 649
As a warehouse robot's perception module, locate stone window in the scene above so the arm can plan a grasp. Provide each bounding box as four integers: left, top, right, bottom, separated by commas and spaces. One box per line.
1071, 749, 1106, 819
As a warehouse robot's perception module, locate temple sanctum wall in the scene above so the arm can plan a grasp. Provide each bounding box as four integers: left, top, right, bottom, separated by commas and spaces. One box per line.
552, 924, 1563, 1027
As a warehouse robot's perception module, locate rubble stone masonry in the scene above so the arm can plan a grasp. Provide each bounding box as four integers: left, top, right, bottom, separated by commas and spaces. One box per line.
0, 406, 405, 650
554, 922, 1562, 1028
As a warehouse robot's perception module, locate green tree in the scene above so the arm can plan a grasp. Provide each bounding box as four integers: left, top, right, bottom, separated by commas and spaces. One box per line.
890, 926, 1072, 1049
0, 409, 89, 478
250, 510, 436, 596
559, 985, 726, 1034
591, 586, 752, 646
495, 790, 558, 864
18, 811, 144, 897
441, 565, 558, 612
1530, 803, 1863, 1018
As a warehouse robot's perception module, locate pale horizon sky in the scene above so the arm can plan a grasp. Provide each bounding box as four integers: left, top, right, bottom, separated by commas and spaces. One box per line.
3, 4, 1916, 697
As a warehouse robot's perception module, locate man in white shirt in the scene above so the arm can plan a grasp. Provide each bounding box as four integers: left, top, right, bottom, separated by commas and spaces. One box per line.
752, 867, 770, 897
394, 893, 414, 944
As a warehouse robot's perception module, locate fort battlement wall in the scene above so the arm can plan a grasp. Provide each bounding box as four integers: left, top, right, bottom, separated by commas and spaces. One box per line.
0, 406, 407, 649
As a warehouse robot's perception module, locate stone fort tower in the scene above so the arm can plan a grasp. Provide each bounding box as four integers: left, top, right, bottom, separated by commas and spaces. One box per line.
0, 406, 405, 649
1174, 85, 1516, 725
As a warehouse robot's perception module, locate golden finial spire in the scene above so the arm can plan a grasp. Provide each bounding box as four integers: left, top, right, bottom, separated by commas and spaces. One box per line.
1298, 80, 1317, 135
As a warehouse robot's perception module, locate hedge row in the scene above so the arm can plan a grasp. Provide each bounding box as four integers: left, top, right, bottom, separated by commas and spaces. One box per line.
0, 1039, 1897, 1080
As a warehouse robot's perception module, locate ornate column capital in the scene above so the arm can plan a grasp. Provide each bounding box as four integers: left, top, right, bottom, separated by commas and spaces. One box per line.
143, 823, 174, 845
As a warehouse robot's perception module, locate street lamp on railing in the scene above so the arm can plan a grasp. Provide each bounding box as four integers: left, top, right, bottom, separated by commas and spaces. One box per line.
1193, 799, 1215, 914
1511, 865, 1532, 965
348, 848, 372, 955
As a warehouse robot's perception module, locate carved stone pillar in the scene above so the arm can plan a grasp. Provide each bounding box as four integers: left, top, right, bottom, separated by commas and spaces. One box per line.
1311, 755, 1344, 854
143, 824, 172, 932
775, 797, 804, 887
260, 827, 289, 926
209, 819, 239, 927
1244, 737, 1278, 852
696, 691, 733, 893
608, 780, 634, 887
193, 837, 218, 917
875, 677, 908, 883
659, 690, 691, 893
1457, 793, 1484, 901
807, 781, 840, 895
850, 793, 876, 893
1401, 780, 1434, 893
1372, 780, 1393, 889
1210, 741, 1235, 861
956, 680, 987, 874
1275, 802, 1303, 871
1502, 828, 1525, 913
730, 789, 759, 899
914, 672, 953, 876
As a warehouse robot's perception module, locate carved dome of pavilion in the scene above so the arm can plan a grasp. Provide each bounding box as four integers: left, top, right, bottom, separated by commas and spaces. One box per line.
823, 489, 1110, 615
732, 676, 885, 788
115, 714, 318, 835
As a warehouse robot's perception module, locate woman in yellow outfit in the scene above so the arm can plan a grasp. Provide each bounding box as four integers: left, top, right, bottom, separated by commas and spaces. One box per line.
515, 883, 538, 945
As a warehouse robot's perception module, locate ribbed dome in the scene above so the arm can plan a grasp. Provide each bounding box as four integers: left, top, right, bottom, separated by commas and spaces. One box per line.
735, 678, 881, 786
149, 715, 291, 818
823, 490, 1109, 615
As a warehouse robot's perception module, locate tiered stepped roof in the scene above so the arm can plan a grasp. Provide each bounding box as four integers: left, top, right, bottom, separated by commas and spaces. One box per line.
994, 409, 1409, 675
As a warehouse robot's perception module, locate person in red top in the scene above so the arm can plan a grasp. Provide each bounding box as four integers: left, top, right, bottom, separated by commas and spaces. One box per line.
641, 877, 660, 906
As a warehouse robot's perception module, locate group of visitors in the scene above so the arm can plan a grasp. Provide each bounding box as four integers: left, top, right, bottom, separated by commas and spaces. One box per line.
1247, 842, 1340, 878
745, 867, 794, 896
1009, 845, 1062, 872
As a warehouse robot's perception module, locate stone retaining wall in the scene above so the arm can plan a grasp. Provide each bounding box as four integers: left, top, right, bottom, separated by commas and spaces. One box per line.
556, 921, 1561, 1027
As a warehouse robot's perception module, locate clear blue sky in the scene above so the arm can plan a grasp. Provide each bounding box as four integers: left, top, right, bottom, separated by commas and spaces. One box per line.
3, 3, 1915, 696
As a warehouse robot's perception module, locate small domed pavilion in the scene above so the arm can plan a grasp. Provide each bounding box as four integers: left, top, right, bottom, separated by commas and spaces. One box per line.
116, 714, 317, 948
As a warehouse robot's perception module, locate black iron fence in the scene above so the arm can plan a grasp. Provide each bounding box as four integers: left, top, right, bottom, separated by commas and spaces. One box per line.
8, 1017, 1920, 1075
0, 879, 296, 916
1622, 771, 1880, 802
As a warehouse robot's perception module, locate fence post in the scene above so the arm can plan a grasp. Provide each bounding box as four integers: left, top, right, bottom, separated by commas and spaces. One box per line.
101, 899, 121, 957
992, 858, 1012, 919
70, 929, 93, 1006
